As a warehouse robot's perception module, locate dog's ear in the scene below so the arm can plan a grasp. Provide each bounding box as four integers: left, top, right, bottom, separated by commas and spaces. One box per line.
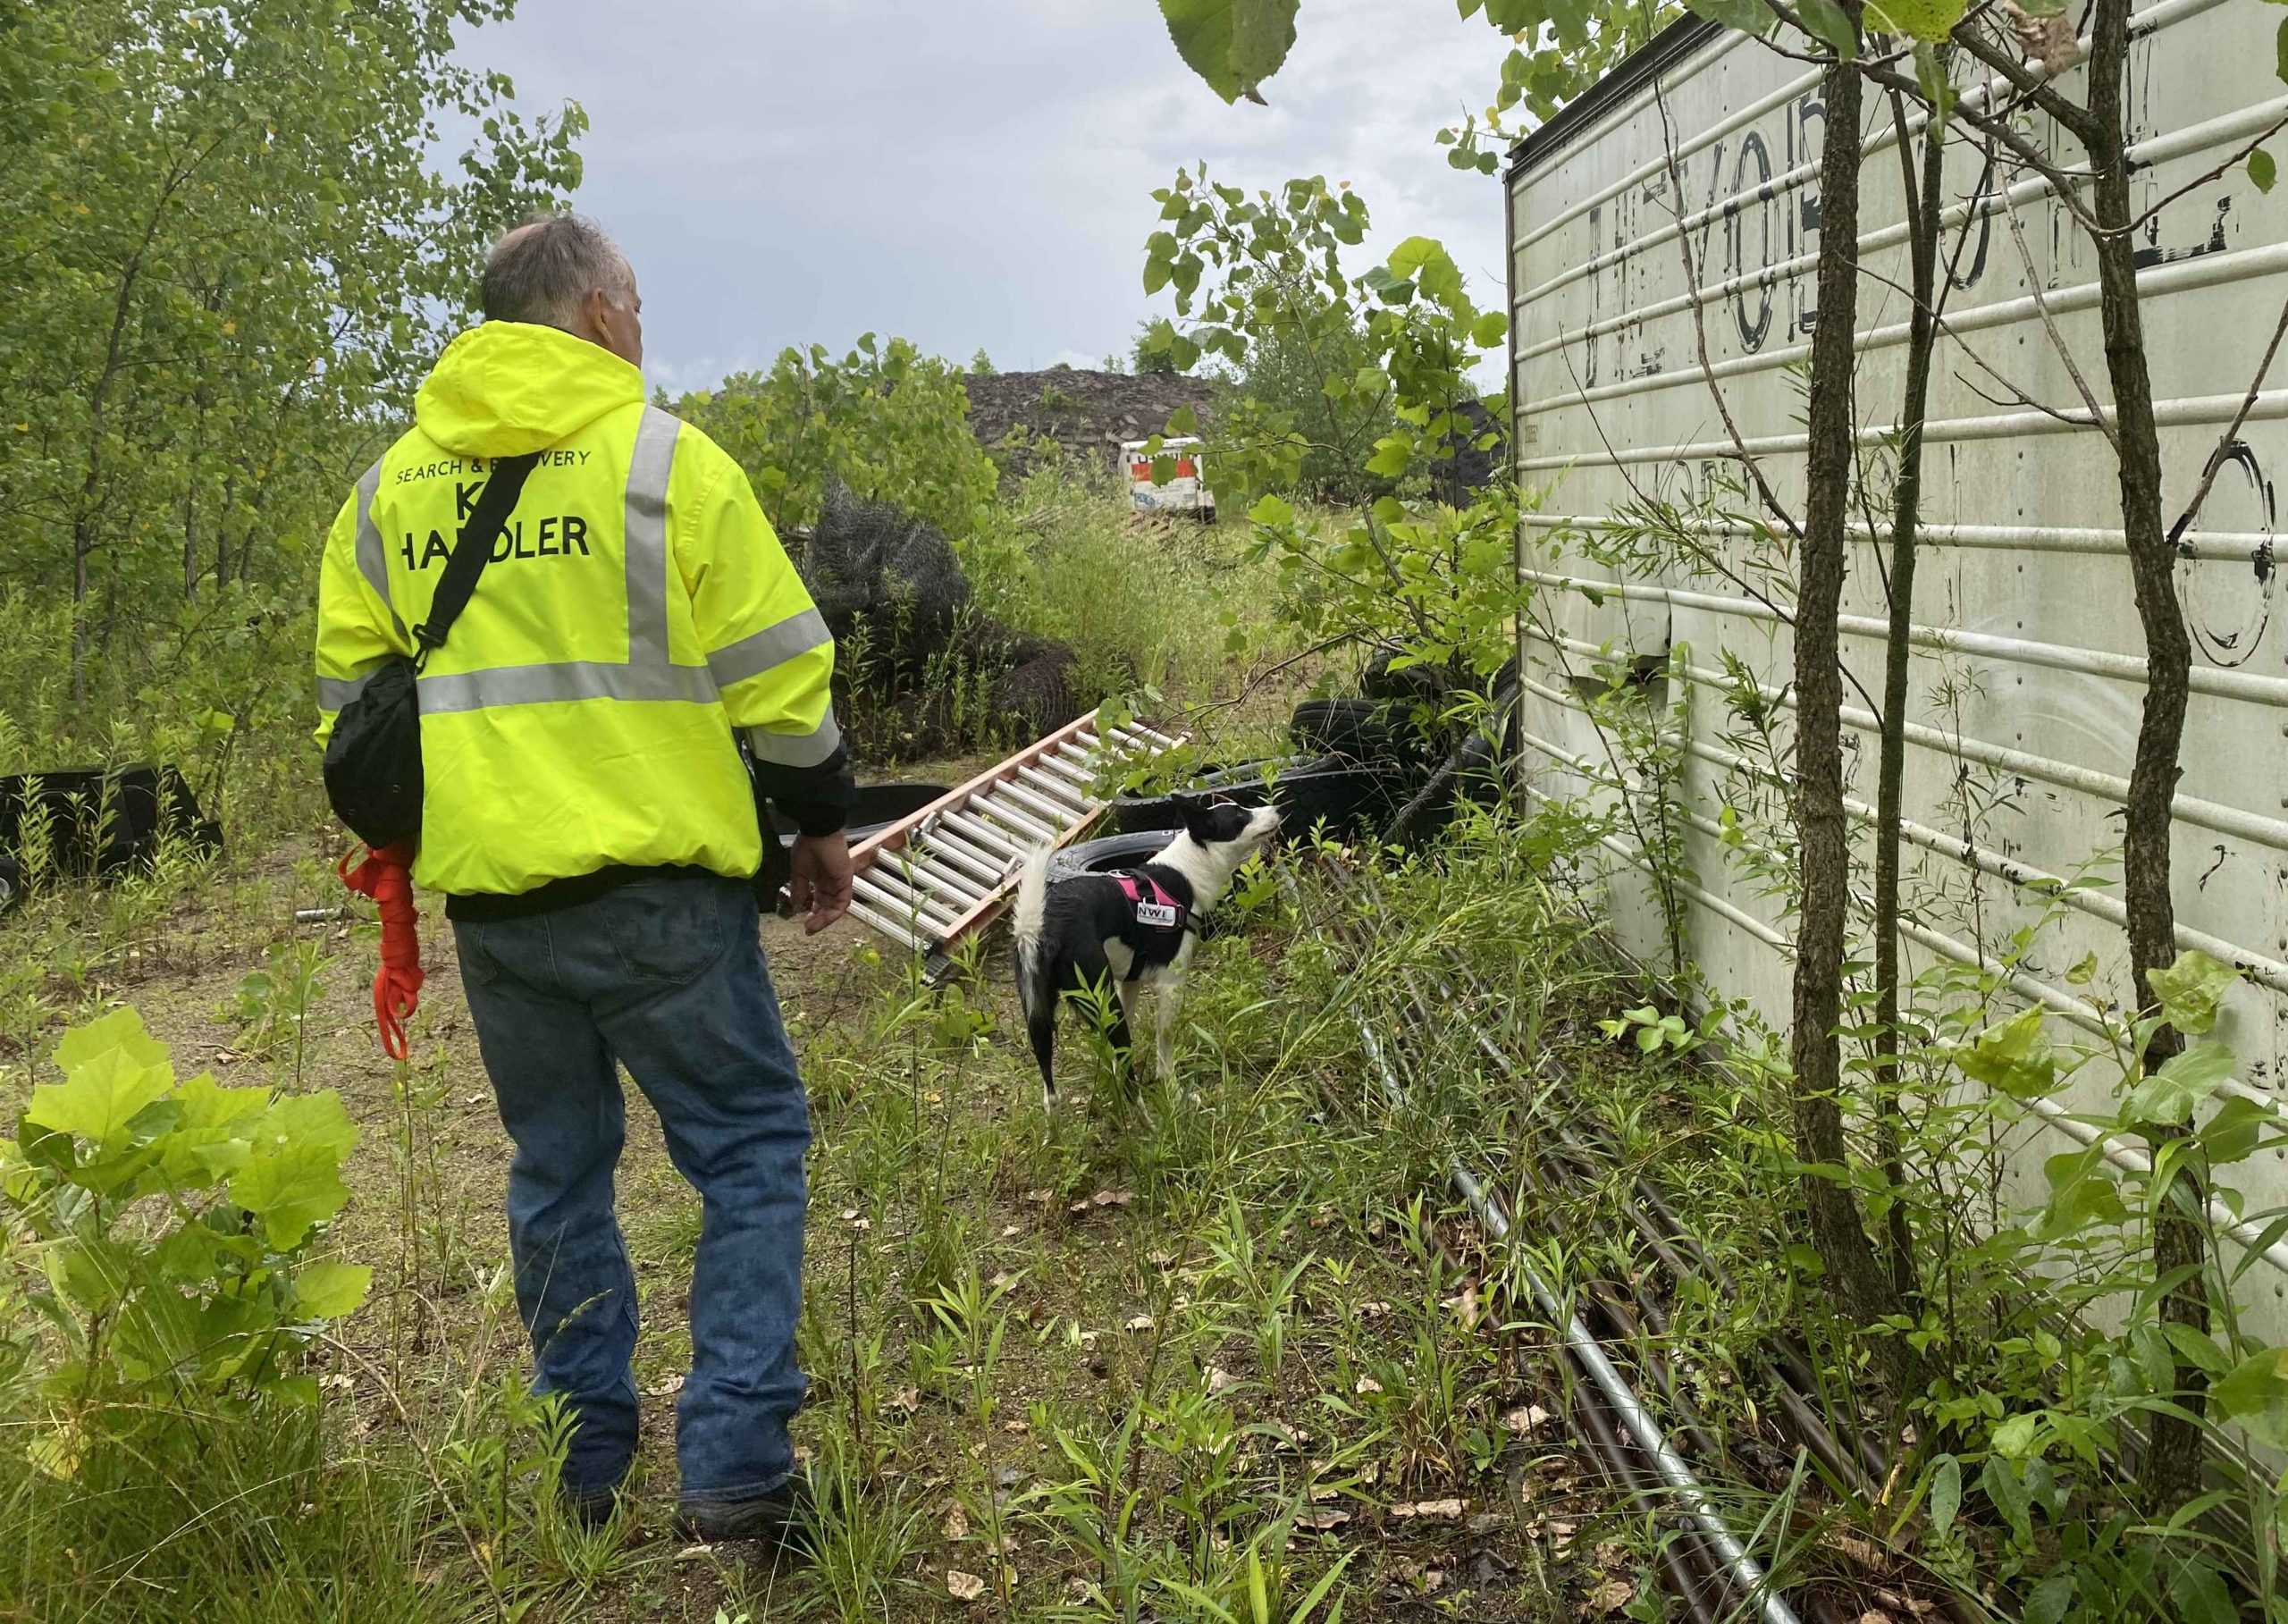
1177, 795, 1220, 845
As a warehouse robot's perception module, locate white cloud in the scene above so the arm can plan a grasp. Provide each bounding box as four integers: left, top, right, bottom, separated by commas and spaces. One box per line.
458, 0, 1512, 388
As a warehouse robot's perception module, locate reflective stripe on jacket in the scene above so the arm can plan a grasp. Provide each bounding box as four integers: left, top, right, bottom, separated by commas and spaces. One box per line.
314, 322, 838, 899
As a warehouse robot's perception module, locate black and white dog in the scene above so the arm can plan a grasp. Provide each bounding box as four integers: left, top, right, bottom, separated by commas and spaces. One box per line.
1012, 798, 1282, 1102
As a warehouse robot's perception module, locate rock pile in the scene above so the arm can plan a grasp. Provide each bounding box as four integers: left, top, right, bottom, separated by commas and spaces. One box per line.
963, 369, 1216, 481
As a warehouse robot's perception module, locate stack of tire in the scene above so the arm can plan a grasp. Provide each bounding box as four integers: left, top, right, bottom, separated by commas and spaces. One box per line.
1052, 647, 1511, 885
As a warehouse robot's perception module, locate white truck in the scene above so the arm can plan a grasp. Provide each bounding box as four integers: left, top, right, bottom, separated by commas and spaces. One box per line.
1122, 435, 1215, 521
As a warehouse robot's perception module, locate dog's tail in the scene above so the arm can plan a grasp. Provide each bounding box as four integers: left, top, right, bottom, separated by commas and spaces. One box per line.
1011, 842, 1058, 1097
1012, 841, 1053, 1000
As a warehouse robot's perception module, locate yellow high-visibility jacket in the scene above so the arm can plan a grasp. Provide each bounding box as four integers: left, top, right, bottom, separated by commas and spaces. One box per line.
315, 322, 842, 901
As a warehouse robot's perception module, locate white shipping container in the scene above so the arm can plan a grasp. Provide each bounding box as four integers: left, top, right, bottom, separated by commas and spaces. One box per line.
1508, 2, 2288, 1322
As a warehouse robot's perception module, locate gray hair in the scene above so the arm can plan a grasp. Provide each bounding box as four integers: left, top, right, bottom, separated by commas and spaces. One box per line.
481, 214, 636, 329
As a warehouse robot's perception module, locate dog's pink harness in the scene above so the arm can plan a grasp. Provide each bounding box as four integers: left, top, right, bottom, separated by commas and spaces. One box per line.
1111, 871, 1191, 977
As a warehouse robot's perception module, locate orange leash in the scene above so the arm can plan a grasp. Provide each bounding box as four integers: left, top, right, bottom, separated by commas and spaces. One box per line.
339, 842, 424, 1061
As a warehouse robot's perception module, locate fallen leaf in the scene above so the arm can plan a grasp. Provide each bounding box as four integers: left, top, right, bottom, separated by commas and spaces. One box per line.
1147, 1248, 1176, 1266
1391, 1497, 1467, 1521
943, 1503, 970, 1540
887, 1385, 921, 1414
1025, 1188, 1055, 1206
644, 1373, 685, 1397
1445, 1284, 1480, 1330
1204, 1365, 1238, 1394
1309, 1207, 1334, 1228
1502, 1403, 1552, 1435
946, 1569, 986, 1602
1295, 1507, 1352, 1530
1583, 1578, 1636, 1616
999, 1224, 1022, 1239
1094, 1189, 1134, 1207
1125, 1315, 1155, 1332
1355, 1375, 1384, 1395
1358, 1300, 1391, 1319
1002, 1418, 1030, 1435
1834, 1532, 1883, 1568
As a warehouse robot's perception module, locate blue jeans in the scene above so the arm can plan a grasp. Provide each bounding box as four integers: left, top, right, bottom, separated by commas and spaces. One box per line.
452, 871, 811, 1508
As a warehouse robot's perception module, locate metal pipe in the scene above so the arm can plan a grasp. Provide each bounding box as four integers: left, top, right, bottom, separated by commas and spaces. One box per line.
1331, 976, 1803, 1624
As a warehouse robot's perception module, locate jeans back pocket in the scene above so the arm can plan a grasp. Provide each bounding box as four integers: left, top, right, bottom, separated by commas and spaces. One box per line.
601, 879, 729, 987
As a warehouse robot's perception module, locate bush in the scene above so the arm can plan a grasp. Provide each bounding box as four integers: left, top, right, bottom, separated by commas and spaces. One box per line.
2, 1006, 368, 1460
676, 334, 998, 544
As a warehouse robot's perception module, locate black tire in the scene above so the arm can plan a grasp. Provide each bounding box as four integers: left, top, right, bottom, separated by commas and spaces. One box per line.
1107, 753, 1408, 840
1288, 697, 1435, 768
1289, 697, 1384, 757
1360, 644, 1451, 707
1108, 755, 1296, 836
1047, 830, 1182, 884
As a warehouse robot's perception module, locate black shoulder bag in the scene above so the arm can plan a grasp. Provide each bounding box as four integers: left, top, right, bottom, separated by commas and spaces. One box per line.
323, 451, 541, 849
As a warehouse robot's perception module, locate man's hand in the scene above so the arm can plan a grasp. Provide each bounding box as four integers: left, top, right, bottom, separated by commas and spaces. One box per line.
787, 832, 854, 935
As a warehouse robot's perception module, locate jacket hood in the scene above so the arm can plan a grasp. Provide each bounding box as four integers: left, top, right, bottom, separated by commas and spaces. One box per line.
413, 322, 644, 457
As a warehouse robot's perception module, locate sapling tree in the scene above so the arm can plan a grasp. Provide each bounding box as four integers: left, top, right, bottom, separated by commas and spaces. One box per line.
1137, 171, 1522, 684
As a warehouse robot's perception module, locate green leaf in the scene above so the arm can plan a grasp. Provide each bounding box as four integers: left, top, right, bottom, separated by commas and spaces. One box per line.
1980, 1454, 2031, 1543
1158, 0, 1300, 104
231, 1141, 351, 1250
2278, 15, 2288, 88
1866, 0, 1966, 39
292, 1261, 372, 1320
230, 1094, 358, 1250
157, 1072, 272, 1185
2167, 1560, 2236, 1624
28, 1008, 174, 1146
1364, 437, 1412, 477
1912, 39, 1959, 125
257, 1092, 359, 1162
2126, 1039, 2236, 1127
1926, 1454, 1961, 1537
2200, 1094, 2271, 1164
2023, 1574, 2075, 1624
1953, 1006, 2057, 1100
2253, 148, 2278, 194
2149, 948, 2237, 1035
2036, 1149, 2125, 1237
1792, 0, 1860, 55
1469, 310, 1509, 349
2213, 1345, 2288, 1445
1165, 403, 1199, 436
1989, 1410, 2040, 1459
1684, 0, 1773, 32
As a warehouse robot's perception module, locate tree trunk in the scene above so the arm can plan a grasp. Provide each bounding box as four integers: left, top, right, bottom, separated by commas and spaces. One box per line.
1872, 97, 1949, 1307
1790, 21, 1900, 1340
2080, 0, 2208, 1510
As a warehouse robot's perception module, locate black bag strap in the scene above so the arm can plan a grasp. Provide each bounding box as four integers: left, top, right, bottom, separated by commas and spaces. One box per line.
412, 450, 543, 664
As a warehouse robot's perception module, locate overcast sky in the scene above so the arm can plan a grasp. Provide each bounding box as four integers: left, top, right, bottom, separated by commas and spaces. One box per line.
456, 2, 1515, 395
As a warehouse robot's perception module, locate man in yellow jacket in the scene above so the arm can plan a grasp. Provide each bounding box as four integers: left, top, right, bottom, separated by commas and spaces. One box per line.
315, 214, 851, 1546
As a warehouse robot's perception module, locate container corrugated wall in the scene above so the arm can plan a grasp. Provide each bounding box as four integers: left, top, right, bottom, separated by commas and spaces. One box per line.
1507, 0, 2288, 1317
